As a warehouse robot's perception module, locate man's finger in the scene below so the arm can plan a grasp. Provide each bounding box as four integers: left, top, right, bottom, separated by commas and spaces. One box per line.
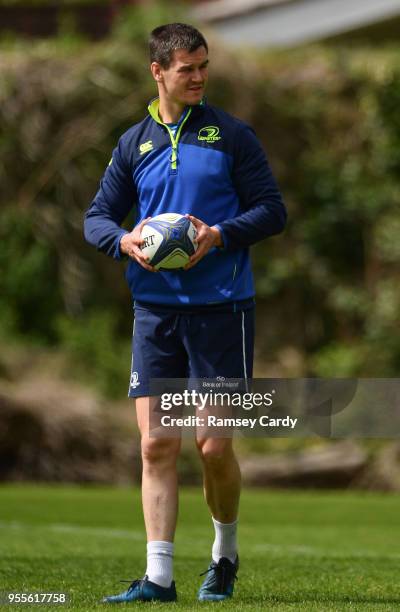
132, 246, 157, 272
186, 214, 202, 228
194, 230, 206, 242
184, 250, 204, 270
136, 258, 157, 272
134, 217, 152, 247
139, 216, 152, 227
135, 253, 154, 269
133, 245, 148, 261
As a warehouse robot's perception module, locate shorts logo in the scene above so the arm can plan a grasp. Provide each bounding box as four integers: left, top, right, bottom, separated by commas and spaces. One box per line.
130, 371, 140, 389
198, 126, 221, 142
139, 140, 153, 155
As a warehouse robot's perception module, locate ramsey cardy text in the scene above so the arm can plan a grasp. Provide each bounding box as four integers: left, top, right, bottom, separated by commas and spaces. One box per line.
160, 415, 298, 429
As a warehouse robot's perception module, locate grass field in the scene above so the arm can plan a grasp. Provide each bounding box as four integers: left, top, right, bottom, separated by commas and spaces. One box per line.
0, 485, 399, 611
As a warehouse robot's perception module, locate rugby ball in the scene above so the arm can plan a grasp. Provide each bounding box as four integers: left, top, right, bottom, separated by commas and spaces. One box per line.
140, 213, 197, 270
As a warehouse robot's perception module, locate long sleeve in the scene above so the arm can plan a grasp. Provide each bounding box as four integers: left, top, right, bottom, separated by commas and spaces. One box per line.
84, 136, 137, 259
216, 124, 287, 251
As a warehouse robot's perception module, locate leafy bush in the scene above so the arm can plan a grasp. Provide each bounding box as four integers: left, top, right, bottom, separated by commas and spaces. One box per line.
0, 208, 62, 341
57, 310, 132, 398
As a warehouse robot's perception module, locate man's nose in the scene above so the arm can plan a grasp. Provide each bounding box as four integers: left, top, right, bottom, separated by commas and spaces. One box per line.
192, 69, 203, 82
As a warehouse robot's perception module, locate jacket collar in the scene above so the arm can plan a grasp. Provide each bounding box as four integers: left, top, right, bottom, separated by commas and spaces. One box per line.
147, 97, 206, 124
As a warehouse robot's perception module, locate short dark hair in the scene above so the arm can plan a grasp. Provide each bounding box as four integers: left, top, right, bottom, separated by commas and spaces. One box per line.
149, 23, 208, 68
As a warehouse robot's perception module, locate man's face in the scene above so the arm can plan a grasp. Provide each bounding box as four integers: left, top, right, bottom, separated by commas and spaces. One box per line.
153, 46, 209, 109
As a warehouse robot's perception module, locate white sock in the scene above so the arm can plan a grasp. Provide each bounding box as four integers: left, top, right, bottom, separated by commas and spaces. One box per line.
146, 540, 174, 588
211, 517, 238, 564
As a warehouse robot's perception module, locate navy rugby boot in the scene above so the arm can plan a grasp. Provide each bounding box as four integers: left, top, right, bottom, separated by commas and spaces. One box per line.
198, 556, 239, 601
102, 575, 177, 603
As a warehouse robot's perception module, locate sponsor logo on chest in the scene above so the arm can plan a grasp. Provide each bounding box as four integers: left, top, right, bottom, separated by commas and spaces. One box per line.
198, 126, 221, 143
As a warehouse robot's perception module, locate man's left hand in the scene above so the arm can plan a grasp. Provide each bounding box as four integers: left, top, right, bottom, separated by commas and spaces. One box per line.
184, 215, 223, 270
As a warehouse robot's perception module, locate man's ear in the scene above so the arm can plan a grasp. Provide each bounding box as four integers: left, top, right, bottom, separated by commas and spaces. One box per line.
151, 62, 163, 82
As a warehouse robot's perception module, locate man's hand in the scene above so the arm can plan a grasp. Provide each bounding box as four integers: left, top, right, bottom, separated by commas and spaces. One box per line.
184, 215, 223, 271
119, 217, 157, 272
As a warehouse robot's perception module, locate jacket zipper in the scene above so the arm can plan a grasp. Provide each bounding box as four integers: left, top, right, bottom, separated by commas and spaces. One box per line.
148, 99, 192, 175
163, 108, 192, 174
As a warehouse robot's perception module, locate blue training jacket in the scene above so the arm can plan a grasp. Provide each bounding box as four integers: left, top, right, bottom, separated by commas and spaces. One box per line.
84, 98, 287, 306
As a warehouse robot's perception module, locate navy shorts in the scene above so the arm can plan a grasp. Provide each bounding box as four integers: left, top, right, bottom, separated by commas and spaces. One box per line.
128, 299, 255, 398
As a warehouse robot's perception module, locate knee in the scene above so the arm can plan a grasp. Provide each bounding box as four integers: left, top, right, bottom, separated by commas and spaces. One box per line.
141, 437, 181, 467
197, 438, 233, 469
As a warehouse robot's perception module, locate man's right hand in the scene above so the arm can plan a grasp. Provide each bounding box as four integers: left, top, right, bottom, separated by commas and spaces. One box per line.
119, 217, 157, 272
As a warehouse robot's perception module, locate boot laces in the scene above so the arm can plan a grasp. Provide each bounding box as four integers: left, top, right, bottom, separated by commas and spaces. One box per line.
119, 578, 144, 594
200, 561, 238, 593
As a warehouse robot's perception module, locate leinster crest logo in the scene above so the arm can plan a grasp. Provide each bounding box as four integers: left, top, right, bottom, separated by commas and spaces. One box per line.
198, 126, 221, 142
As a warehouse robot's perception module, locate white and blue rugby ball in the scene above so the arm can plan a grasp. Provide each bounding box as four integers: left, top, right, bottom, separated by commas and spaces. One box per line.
140, 213, 197, 270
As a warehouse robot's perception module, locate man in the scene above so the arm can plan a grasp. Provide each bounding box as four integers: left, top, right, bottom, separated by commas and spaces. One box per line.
84, 23, 286, 603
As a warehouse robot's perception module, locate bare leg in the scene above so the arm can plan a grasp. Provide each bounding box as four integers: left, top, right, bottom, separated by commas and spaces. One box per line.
196, 437, 241, 522
136, 397, 181, 541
